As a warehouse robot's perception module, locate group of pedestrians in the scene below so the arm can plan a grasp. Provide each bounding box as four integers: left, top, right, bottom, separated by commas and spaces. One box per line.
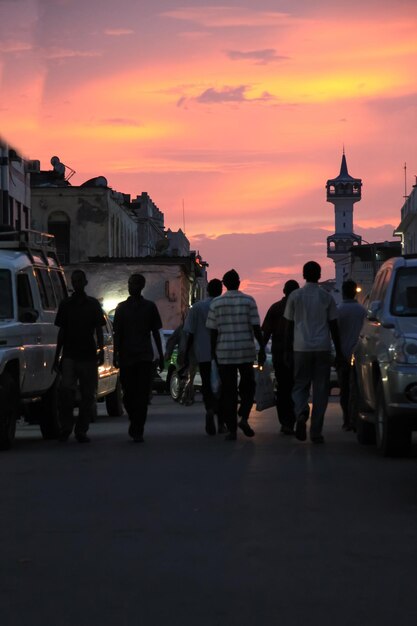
52, 261, 365, 445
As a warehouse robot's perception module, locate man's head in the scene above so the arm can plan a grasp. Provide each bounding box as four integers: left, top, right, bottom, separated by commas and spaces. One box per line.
128, 273, 146, 297
342, 279, 357, 300
283, 279, 300, 296
222, 269, 240, 291
71, 269, 87, 294
207, 278, 223, 298
303, 261, 321, 283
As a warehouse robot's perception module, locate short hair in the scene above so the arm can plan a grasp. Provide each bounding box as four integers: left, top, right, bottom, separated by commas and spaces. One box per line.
207, 278, 222, 298
342, 279, 357, 299
303, 261, 321, 282
71, 269, 86, 281
283, 279, 299, 296
222, 269, 240, 290
128, 273, 146, 290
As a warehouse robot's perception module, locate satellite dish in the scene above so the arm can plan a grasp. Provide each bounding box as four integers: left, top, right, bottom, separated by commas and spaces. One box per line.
80, 176, 108, 188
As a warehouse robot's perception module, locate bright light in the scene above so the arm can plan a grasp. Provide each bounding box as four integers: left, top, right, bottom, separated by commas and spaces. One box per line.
102, 298, 121, 313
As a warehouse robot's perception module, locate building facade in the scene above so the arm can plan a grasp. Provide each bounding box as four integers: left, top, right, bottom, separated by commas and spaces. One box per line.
0, 140, 31, 231
394, 180, 417, 255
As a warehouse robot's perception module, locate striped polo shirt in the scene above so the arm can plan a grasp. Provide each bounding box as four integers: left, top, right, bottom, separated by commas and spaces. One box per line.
206, 290, 260, 364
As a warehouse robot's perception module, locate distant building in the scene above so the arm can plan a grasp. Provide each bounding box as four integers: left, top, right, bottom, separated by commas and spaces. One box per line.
65, 252, 208, 329
350, 241, 401, 300
30, 157, 139, 264
394, 180, 417, 255
326, 152, 362, 301
0, 140, 31, 231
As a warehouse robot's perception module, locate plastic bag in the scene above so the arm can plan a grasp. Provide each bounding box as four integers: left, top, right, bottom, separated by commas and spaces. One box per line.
210, 359, 221, 397
255, 364, 275, 411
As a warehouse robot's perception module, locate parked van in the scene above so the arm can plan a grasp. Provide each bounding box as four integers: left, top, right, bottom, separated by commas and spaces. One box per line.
350, 255, 417, 456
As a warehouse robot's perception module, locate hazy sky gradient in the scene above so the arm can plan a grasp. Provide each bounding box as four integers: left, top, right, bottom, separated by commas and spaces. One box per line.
1, 0, 416, 316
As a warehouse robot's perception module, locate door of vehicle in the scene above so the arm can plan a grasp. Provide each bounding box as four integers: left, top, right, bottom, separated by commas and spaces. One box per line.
16, 269, 48, 395
32, 266, 59, 392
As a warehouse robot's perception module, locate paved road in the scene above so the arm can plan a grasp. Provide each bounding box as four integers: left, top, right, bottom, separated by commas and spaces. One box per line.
2, 394, 417, 626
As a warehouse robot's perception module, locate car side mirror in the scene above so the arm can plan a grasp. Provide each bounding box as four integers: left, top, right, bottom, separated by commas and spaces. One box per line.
367, 300, 381, 322
19, 309, 39, 323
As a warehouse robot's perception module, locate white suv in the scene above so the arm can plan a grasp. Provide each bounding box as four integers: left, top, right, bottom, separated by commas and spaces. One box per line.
0, 231, 121, 450
350, 255, 417, 456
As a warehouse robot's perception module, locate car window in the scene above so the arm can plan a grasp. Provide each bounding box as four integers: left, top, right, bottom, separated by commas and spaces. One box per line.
50, 270, 67, 304
0, 269, 13, 319
17, 273, 34, 309
35, 268, 57, 310
391, 267, 417, 316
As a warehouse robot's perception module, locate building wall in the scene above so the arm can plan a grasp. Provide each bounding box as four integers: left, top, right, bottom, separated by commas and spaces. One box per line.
395, 184, 417, 255
65, 261, 196, 329
0, 142, 31, 230
31, 187, 138, 264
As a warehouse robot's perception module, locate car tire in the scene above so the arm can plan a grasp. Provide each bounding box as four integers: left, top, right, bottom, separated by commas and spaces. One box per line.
0, 372, 19, 450
169, 371, 182, 402
105, 377, 124, 417
375, 380, 411, 457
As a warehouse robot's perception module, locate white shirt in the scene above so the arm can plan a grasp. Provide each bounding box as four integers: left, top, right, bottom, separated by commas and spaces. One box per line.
284, 283, 338, 352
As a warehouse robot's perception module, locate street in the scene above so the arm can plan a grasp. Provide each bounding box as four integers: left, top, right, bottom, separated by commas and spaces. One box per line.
2, 393, 417, 626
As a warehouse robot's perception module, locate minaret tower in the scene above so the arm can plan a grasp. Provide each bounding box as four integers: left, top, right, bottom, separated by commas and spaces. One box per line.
326, 152, 362, 297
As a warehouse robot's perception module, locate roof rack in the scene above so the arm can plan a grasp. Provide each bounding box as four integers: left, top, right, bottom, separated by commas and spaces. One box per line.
0, 229, 59, 265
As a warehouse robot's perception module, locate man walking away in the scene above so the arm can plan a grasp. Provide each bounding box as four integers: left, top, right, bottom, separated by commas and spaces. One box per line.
184, 278, 225, 436
284, 261, 341, 444
207, 269, 265, 441
53, 269, 105, 443
337, 279, 366, 430
262, 279, 300, 435
113, 274, 164, 443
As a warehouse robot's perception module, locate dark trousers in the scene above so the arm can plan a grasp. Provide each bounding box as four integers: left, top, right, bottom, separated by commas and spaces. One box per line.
337, 358, 351, 425
292, 351, 331, 438
199, 361, 224, 427
120, 361, 153, 436
59, 358, 98, 436
218, 363, 255, 434
273, 356, 295, 429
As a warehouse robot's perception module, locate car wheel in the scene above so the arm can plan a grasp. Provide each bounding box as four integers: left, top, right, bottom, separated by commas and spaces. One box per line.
105, 377, 124, 417
169, 371, 182, 402
375, 380, 411, 457
0, 372, 19, 450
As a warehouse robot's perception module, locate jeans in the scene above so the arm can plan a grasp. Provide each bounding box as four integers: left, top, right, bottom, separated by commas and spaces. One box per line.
292, 351, 331, 438
59, 358, 98, 436
218, 363, 255, 434
120, 361, 153, 436
273, 356, 295, 429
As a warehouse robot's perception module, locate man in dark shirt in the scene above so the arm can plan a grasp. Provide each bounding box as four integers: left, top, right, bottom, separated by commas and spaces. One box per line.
113, 273, 164, 442
262, 279, 299, 434
53, 269, 105, 443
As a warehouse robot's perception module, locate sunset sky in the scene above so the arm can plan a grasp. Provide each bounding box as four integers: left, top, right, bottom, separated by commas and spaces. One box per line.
1, 0, 416, 316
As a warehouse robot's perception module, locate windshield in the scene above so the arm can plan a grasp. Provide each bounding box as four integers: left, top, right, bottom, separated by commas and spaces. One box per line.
391, 267, 417, 317
0, 270, 13, 319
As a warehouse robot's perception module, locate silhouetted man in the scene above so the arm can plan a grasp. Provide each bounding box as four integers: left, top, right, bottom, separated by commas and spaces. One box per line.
262, 279, 300, 434
284, 261, 341, 444
53, 269, 105, 443
113, 274, 164, 442
207, 269, 265, 441
184, 278, 225, 435
337, 279, 366, 430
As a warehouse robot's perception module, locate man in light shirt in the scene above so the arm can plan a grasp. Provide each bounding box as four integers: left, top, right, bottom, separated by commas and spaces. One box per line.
284, 261, 341, 444
207, 269, 265, 441
183, 278, 225, 435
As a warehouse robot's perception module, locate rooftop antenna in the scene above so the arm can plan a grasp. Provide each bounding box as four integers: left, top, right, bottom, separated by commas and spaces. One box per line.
404, 162, 408, 199
182, 198, 186, 234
